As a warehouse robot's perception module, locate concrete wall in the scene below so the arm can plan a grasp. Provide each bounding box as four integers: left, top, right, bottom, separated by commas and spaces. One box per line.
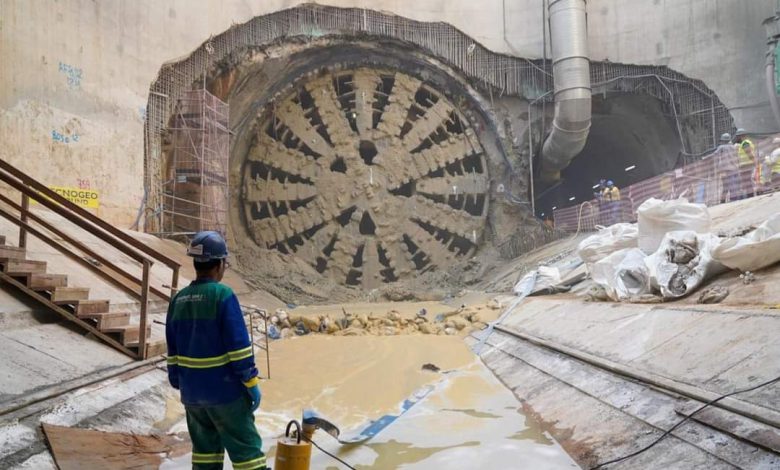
0, 0, 776, 225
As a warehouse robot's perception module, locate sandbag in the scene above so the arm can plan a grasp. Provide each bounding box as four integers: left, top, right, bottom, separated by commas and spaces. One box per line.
711, 214, 780, 271
590, 248, 652, 301
645, 230, 726, 299
577, 223, 639, 264
637, 198, 711, 255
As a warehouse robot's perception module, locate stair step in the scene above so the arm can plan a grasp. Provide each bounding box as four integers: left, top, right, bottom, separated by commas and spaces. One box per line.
28, 274, 68, 290
103, 325, 152, 346
0, 246, 26, 261
74, 300, 110, 315
51, 287, 90, 303
126, 338, 167, 357
4, 259, 46, 275
79, 311, 130, 329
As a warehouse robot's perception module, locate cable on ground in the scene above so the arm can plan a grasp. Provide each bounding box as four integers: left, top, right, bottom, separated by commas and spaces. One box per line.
302, 435, 357, 470
589, 374, 780, 469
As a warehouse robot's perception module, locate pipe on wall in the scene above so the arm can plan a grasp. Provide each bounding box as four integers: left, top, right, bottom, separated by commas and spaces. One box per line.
540, 0, 592, 182
765, 43, 780, 132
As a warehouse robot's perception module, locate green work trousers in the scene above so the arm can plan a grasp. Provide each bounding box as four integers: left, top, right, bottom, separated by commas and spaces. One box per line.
185, 395, 266, 470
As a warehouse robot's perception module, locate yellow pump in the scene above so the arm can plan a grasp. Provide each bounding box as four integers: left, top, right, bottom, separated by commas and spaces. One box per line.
274, 421, 312, 470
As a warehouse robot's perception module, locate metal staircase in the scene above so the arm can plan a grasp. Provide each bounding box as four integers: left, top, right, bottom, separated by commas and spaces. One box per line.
0, 160, 181, 359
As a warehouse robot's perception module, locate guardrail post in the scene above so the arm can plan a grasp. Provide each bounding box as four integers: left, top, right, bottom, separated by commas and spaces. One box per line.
19, 194, 29, 248
139, 260, 151, 360
171, 266, 179, 296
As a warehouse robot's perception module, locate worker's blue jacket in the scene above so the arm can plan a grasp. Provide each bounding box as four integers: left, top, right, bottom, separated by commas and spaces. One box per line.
165, 278, 257, 406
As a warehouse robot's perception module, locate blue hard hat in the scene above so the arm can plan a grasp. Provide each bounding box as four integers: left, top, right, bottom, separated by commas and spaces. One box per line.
187, 231, 228, 262
607, 180, 614, 186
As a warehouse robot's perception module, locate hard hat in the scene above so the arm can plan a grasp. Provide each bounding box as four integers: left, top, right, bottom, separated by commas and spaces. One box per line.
607, 180, 614, 186
720, 133, 731, 142
187, 231, 228, 262
735, 128, 747, 136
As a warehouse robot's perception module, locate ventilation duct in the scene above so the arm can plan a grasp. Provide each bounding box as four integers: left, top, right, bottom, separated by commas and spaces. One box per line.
540, 0, 592, 182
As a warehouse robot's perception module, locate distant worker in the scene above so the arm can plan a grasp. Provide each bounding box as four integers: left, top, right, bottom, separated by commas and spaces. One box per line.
166, 231, 267, 470
764, 137, 780, 189
712, 132, 740, 202
602, 180, 621, 201
734, 128, 759, 198
768, 147, 780, 187
602, 180, 621, 225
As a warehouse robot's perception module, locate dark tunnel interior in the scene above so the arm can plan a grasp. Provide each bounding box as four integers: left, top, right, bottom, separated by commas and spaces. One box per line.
535, 93, 682, 218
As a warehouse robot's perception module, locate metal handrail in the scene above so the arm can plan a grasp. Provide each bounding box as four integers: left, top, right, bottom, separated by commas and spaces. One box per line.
0, 160, 181, 359
0, 159, 181, 269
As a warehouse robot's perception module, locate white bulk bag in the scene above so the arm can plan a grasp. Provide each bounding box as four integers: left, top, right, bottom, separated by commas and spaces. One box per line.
637, 198, 711, 255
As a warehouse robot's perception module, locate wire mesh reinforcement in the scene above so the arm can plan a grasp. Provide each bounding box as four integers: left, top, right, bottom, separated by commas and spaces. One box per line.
552, 135, 780, 232
144, 4, 734, 232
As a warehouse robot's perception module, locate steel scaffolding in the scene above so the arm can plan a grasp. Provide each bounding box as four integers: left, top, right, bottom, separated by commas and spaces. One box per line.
161, 89, 229, 236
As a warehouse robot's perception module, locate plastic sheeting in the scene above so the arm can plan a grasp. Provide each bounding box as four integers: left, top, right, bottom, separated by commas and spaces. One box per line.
645, 231, 726, 299
637, 198, 711, 254
577, 223, 639, 265
712, 213, 780, 271
591, 248, 652, 301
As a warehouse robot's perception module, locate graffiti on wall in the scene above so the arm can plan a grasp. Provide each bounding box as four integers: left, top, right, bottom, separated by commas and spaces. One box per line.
58, 62, 82, 89
51, 129, 80, 143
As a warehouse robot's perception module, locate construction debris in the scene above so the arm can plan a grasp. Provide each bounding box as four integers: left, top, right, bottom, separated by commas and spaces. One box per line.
697, 285, 729, 304
252, 303, 496, 340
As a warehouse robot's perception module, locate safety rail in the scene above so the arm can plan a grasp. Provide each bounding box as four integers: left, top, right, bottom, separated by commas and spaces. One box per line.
0, 159, 181, 359
552, 135, 780, 232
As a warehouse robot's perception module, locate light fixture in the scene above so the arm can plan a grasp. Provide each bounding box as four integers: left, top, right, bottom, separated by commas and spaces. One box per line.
569, 196, 576, 201
552, 206, 557, 210
592, 184, 600, 189
625, 165, 636, 172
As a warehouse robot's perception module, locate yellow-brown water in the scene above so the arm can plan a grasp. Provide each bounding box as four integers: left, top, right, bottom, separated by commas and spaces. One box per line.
162, 332, 577, 469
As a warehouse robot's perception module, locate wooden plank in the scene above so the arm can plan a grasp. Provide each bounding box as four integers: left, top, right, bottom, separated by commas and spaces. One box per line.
0, 245, 26, 261
104, 325, 152, 346
4, 259, 46, 274
28, 273, 68, 290
51, 287, 90, 303
81, 312, 130, 329
74, 300, 110, 315
42, 423, 189, 470
145, 340, 167, 358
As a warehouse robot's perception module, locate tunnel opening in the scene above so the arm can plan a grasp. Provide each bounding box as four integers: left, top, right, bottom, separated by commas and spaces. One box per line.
535, 93, 683, 215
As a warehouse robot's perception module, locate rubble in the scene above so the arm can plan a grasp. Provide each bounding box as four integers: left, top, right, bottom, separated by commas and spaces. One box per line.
245, 301, 500, 340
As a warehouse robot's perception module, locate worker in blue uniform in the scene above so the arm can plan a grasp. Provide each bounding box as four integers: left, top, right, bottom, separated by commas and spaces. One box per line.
166, 231, 267, 470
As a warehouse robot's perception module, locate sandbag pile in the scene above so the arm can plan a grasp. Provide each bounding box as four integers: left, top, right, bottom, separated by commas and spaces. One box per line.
580, 198, 778, 302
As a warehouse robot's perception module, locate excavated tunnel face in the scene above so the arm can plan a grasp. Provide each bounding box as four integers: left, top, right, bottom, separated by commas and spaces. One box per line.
240, 66, 490, 289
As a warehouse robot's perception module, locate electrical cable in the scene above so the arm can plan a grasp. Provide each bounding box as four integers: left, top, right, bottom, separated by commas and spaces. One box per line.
589, 374, 780, 469
302, 435, 357, 470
